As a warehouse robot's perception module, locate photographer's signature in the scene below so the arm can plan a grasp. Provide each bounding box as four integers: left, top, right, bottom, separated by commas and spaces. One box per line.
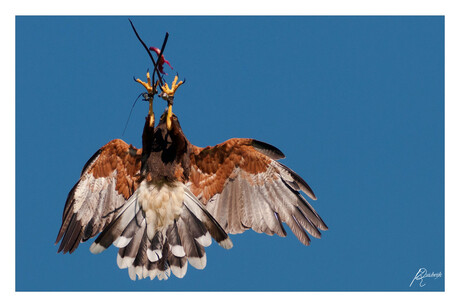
410, 268, 442, 287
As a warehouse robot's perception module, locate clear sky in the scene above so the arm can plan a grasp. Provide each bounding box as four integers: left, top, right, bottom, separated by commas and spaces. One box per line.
16, 16, 444, 291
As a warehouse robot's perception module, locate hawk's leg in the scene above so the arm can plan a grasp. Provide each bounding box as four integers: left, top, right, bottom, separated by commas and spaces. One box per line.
135, 70, 159, 127
160, 75, 185, 130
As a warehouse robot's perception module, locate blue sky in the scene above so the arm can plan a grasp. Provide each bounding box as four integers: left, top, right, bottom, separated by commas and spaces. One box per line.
16, 16, 444, 291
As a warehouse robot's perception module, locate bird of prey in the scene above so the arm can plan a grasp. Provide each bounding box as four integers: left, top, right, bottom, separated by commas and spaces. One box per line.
55, 23, 328, 281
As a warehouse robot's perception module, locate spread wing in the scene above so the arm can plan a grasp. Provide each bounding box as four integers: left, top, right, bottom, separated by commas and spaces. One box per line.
188, 138, 327, 246
56, 139, 142, 254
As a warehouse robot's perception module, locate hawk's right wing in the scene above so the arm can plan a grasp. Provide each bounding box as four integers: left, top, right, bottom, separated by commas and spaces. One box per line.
55, 139, 142, 254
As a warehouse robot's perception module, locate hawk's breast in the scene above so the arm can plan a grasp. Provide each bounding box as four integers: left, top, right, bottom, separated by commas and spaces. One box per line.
137, 180, 185, 239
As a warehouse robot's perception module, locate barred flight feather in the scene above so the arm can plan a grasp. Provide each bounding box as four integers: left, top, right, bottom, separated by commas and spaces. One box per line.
57, 124, 326, 281
56, 139, 141, 254
190, 139, 327, 247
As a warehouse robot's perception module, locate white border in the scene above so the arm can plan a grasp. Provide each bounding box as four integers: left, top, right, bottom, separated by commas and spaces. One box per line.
3, 1, 458, 307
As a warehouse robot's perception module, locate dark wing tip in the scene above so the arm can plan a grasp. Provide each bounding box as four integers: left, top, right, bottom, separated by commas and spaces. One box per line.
251, 139, 285, 160
56, 213, 83, 254
288, 168, 317, 200
278, 162, 317, 200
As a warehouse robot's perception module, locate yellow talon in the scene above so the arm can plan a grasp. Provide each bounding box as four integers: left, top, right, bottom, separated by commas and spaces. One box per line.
160, 75, 184, 131
161, 75, 183, 97
135, 71, 157, 127
136, 70, 154, 93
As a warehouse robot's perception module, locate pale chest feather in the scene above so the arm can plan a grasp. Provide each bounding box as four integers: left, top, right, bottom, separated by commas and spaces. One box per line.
137, 181, 184, 238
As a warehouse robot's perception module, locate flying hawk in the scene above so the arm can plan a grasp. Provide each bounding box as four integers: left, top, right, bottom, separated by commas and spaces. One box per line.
55, 24, 328, 281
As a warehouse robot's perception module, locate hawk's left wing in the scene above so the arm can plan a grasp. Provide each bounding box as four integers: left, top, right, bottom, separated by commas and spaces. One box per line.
188, 138, 327, 246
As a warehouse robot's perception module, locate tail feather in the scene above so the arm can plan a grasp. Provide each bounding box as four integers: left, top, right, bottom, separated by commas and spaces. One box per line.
166, 221, 186, 257
177, 212, 207, 269
153, 243, 171, 280
168, 249, 188, 278
114, 209, 145, 248
90, 193, 140, 254
128, 228, 150, 280
184, 189, 233, 249
181, 206, 211, 247
89, 185, 231, 280
117, 219, 146, 269
147, 230, 165, 262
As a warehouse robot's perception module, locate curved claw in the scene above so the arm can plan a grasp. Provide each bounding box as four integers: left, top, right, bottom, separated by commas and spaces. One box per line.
174, 72, 185, 85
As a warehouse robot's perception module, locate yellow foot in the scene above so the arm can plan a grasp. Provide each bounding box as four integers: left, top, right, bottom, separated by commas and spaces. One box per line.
135, 70, 158, 127
160, 75, 184, 99
160, 75, 184, 131
135, 70, 156, 95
